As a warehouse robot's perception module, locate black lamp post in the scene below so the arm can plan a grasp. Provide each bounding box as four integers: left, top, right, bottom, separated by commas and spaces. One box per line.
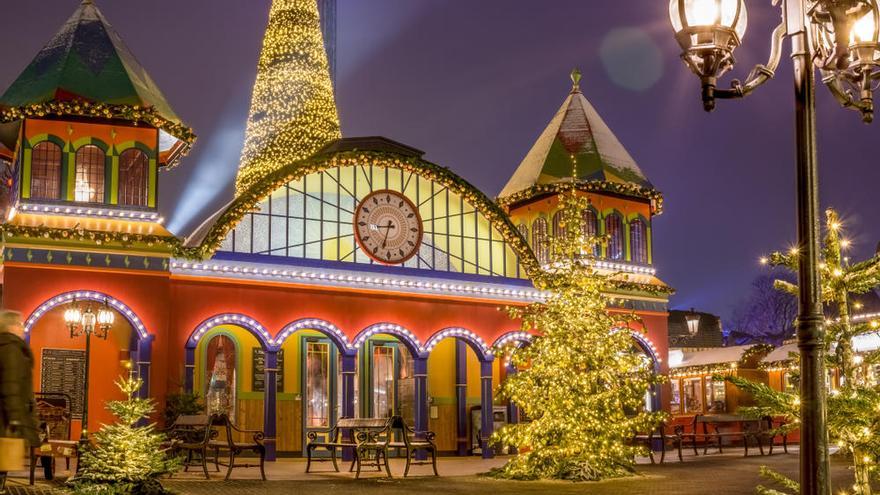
64, 299, 115, 448
668, 1, 880, 493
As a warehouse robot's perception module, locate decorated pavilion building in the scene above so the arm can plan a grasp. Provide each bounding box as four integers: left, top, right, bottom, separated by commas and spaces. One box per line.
0, 0, 672, 460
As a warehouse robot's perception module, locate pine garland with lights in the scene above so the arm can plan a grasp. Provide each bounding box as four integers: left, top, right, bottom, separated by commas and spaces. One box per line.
235, 0, 341, 195
69, 376, 179, 495
489, 189, 665, 481
727, 208, 880, 495
496, 180, 665, 216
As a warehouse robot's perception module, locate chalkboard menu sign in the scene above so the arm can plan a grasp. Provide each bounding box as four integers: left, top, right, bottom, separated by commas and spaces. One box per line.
252, 348, 284, 392
40, 348, 86, 418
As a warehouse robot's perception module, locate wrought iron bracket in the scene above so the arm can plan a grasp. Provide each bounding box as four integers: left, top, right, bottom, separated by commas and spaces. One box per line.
714, 20, 789, 101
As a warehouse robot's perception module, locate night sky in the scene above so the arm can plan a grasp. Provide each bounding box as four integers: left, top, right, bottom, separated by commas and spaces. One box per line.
1, 1, 877, 324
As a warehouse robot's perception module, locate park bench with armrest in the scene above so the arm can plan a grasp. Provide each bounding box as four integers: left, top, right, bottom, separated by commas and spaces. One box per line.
305, 417, 392, 478
165, 414, 214, 479
387, 416, 438, 476
208, 414, 266, 480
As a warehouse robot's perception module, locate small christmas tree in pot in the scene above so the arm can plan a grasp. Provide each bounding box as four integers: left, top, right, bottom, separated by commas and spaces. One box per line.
70, 375, 179, 495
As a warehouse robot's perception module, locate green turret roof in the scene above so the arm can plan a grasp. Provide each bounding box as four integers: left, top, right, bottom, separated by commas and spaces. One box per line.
0, 0, 193, 151
499, 70, 654, 199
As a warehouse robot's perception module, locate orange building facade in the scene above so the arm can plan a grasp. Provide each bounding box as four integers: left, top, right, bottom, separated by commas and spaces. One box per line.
0, 1, 673, 460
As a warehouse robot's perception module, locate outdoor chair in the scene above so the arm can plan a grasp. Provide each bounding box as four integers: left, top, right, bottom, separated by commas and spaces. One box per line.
166, 414, 214, 479
30, 393, 78, 485
208, 414, 266, 480
388, 415, 439, 476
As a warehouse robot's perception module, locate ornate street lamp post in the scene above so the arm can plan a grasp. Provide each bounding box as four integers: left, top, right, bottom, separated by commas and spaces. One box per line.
63, 299, 115, 447
669, 1, 880, 493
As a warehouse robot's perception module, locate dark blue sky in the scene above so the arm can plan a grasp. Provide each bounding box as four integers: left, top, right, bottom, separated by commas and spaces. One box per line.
1, 1, 877, 323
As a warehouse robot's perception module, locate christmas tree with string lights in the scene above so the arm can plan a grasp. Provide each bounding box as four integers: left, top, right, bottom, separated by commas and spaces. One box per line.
490, 190, 664, 481
235, 0, 340, 195
725, 208, 880, 495
69, 375, 179, 495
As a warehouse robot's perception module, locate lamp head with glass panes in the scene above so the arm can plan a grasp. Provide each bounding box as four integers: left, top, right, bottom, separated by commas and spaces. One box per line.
669, 0, 748, 110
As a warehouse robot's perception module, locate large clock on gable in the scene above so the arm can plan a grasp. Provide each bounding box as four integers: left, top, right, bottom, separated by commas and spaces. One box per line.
354, 190, 423, 264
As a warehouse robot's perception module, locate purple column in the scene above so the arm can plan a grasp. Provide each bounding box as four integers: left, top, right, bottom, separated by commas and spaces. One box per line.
136, 335, 154, 399
413, 357, 428, 461
263, 349, 278, 461
504, 362, 519, 455
455, 339, 468, 456
480, 359, 494, 459
184, 347, 195, 394
341, 353, 357, 461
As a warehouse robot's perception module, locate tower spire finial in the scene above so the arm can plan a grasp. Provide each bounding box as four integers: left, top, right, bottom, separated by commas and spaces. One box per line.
570, 68, 582, 94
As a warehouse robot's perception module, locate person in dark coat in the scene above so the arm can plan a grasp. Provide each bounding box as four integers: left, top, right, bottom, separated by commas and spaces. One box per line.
0, 311, 40, 491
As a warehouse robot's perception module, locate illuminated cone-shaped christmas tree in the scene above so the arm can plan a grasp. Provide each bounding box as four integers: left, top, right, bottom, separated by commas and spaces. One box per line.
491, 190, 664, 481
235, 0, 340, 195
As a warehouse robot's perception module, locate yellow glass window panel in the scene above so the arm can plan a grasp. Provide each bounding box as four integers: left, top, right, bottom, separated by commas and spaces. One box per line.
385, 168, 403, 192
491, 240, 506, 276
477, 239, 491, 275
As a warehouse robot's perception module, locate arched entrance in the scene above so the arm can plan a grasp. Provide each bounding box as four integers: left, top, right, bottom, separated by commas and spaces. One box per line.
24, 290, 153, 439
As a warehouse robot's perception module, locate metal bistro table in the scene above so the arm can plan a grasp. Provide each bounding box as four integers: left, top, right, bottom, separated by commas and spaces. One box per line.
696, 414, 773, 457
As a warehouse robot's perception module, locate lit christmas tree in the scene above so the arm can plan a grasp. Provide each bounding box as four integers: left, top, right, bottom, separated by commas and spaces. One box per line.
727, 208, 880, 495
235, 0, 341, 195
490, 190, 664, 481
69, 375, 179, 495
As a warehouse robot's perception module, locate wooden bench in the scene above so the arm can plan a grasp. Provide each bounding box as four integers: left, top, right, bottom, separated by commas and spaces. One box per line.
208, 414, 266, 480
388, 416, 438, 477
698, 414, 774, 456
632, 422, 682, 464
166, 414, 214, 479
30, 392, 78, 485
305, 417, 392, 478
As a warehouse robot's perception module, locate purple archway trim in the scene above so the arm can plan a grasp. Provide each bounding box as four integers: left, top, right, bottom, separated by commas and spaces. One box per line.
351, 322, 423, 358
490, 331, 533, 349
275, 318, 351, 353
424, 327, 493, 361
24, 290, 150, 341
185, 313, 273, 350
630, 330, 662, 372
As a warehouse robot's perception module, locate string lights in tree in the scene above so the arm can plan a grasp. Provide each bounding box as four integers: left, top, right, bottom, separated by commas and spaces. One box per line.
490, 189, 664, 481
728, 208, 880, 495
235, 0, 341, 195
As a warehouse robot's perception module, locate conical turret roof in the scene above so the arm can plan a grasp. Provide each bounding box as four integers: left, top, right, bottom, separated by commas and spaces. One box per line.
499, 71, 653, 200
0, 0, 193, 159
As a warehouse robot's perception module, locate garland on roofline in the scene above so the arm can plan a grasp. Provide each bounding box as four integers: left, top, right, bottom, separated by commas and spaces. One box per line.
1, 223, 181, 250
176, 150, 542, 275
0, 100, 196, 164
669, 343, 773, 377
496, 180, 665, 215
608, 279, 676, 297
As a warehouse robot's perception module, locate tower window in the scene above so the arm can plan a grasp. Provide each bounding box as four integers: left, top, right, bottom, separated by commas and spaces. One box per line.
552, 210, 566, 239
118, 149, 149, 206
630, 218, 649, 264
30, 141, 62, 200
74, 145, 105, 203
531, 217, 549, 265
605, 212, 624, 260
582, 208, 600, 256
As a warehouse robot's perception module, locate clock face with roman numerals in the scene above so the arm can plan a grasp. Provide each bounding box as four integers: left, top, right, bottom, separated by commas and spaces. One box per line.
354, 190, 423, 265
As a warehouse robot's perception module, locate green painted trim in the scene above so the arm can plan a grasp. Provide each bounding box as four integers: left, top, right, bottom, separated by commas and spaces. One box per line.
109, 155, 119, 204
71, 137, 110, 152
21, 149, 32, 200
148, 158, 157, 208
646, 224, 653, 265
65, 151, 75, 201
115, 141, 156, 159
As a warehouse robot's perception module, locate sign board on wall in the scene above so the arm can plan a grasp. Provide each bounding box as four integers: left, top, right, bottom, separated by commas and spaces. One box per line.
252, 348, 284, 392
40, 348, 86, 418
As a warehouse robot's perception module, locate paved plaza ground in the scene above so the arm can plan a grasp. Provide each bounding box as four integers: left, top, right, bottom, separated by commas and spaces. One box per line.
4, 448, 871, 495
